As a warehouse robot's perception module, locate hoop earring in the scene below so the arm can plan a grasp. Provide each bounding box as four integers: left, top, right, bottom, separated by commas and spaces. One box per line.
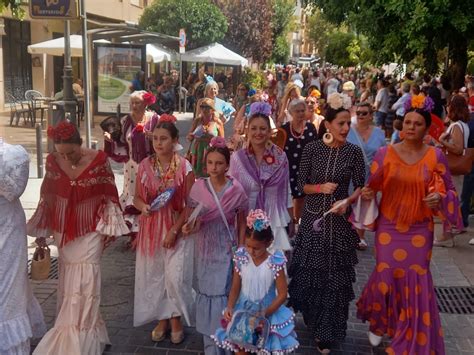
323, 132, 334, 144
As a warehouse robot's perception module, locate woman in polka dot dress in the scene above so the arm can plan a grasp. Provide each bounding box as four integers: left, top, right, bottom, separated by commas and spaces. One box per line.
282, 98, 317, 224
356, 105, 463, 354
288, 95, 366, 353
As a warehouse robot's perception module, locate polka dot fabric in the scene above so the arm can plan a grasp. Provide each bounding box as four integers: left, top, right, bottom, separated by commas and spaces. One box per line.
288, 140, 366, 343
282, 122, 317, 198
355, 146, 462, 355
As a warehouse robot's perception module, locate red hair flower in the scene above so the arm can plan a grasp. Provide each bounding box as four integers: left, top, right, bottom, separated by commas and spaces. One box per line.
134, 123, 144, 133
159, 114, 177, 124
143, 92, 156, 106
47, 121, 76, 141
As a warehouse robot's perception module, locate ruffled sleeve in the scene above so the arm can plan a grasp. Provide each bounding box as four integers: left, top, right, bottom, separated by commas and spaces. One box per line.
0, 144, 30, 202
367, 146, 387, 192
96, 200, 130, 236
268, 250, 287, 279
233, 247, 249, 275
434, 149, 464, 232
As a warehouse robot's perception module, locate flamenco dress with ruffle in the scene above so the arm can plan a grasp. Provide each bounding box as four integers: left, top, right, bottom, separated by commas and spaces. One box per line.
356, 146, 463, 355
212, 248, 299, 354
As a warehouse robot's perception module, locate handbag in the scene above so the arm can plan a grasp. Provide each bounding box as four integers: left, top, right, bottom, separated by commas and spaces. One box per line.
226, 310, 270, 351
100, 115, 122, 142
444, 123, 474, 175
31, 246, 51, 281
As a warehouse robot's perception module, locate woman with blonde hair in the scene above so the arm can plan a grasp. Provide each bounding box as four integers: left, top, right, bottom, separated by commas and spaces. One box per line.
278, 83, 302, 126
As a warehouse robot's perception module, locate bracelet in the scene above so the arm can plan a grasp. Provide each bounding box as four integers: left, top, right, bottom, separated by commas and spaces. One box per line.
315, 184, 321, 193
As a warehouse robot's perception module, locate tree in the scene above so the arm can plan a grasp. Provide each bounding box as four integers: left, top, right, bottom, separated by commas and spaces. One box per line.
325, 32, 358, 67
307, 8, 336, 61
306, 0, 474, 89
270, 0, 296, 63
0, 0, 24, 18
215, 0, 274, 65
139, 0, 228, 50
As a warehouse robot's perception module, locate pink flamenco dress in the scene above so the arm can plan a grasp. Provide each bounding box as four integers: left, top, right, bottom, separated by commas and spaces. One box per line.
27, 151, 129, 355
354, 146, 463, 355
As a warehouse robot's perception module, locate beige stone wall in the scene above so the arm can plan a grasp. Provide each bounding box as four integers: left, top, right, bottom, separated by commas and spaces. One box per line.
85, 0, 146, 23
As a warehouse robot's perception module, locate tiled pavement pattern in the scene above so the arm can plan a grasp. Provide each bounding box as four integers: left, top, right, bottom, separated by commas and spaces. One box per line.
30, 234, 474, 355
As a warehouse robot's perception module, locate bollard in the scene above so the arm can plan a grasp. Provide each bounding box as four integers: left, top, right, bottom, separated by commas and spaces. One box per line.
35, 123, 44, 178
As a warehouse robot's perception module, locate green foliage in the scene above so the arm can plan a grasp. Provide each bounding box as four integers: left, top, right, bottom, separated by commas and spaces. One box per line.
139, 0, 227, 49
307, 8, 336, 60
325, 32, 358, 67
0, 0, 25, 18
272, 35, 291, 64
216, 0, 274, 64
306, 0, 474, 88
468, 51, 474, 75
242, 68, 267, 90
270, 0, 296, 64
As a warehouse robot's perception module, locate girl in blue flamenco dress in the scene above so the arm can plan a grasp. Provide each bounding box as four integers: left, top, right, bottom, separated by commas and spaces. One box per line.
212, 209, 299, 354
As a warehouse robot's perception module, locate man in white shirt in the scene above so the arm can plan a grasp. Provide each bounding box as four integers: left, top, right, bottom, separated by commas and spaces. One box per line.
291, 68, 304, 83
326, 72, 340, 97
374, 78, 389, 129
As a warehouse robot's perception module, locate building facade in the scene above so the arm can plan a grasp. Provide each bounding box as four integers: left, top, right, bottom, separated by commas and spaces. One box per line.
0, 0, 149, 111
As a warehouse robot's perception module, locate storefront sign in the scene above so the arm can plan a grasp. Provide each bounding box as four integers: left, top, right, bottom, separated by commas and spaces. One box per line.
30, 0, 78, 19
94, 44, 146, 115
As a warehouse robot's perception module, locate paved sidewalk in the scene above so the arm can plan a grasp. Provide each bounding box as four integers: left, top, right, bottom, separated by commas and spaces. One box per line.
2, 115, 474, 354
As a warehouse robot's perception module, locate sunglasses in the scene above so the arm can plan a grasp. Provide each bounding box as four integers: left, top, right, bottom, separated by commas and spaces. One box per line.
200, 105, 212, 110
356, 111, 369, 116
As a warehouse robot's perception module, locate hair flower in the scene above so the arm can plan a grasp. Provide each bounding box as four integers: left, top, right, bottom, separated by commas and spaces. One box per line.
249, 102, 272, 117
47, 120, 76, 140
143, 92, 156, 106
403, 94, 434, 113
309, 89, 321, 98
327, 92, 352, 110
210, 136, 227, 148
159, 114, 177, 124
246, 209, 271, 231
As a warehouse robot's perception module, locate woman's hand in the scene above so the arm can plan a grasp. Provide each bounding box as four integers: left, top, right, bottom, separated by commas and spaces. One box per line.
423, 192, 441, 209
102, 235, 115, 249
186, 132, 195, 142
331, 199, 349, 215
223, 307, 234, 322
320, 182, 338, 194
361, 186, 375, 200
103, 132, 112, 142
163, 229, 178, 249
182, 219, 201, 235
438, 132, 450, 146
35, 237, 47, 248
141, 204, 151, 217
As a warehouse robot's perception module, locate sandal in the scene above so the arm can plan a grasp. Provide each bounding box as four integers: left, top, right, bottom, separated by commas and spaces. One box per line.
170, 330, 185, 344
357, 239, 368, 250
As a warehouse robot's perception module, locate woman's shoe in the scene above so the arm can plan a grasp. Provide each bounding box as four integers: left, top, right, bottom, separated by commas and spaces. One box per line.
317, 341, 331, 354
368, 331, 383, 347
469, 238, 474, 245
151, 327, 167, 342
433, 237, 456, 248
357, 238, 368, 250
170, 330, 185, 344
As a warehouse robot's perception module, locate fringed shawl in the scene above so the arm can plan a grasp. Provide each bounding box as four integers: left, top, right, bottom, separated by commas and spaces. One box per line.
135, 154, 190, 256
27, 151, 121, 247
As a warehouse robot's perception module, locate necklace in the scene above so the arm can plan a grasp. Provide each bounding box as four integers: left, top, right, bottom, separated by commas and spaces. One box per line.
71, 150, 85, 170
290, 122, 305, 139
154, 153, 178, 189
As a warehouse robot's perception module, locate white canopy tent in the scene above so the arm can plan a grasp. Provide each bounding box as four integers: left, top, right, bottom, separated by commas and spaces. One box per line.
27, 35, 173, 63
180, 42, 248, 67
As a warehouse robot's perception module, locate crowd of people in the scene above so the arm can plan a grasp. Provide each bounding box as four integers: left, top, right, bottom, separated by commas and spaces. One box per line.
1, 64, 474, 355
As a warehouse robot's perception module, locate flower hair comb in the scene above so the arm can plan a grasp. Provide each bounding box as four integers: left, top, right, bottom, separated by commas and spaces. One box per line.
403, 94, 434, 113
142, 92, 156, 106
327, 92, 352, 110
159, 114, 177, 124
249, 102, 272, 117
246, 209, 271, 232
209, 136, 227, 149
47, 120, 76, 140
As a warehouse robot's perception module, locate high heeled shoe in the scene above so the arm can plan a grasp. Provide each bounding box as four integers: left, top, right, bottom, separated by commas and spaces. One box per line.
433, 237, 456, 248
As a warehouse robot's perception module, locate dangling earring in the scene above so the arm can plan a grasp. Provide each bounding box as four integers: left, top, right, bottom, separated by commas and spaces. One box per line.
323, 132, 334, 144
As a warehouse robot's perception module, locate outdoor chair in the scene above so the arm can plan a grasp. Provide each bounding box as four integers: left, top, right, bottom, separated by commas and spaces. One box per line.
25, 89, 48, 126
7, 93, 32, 127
